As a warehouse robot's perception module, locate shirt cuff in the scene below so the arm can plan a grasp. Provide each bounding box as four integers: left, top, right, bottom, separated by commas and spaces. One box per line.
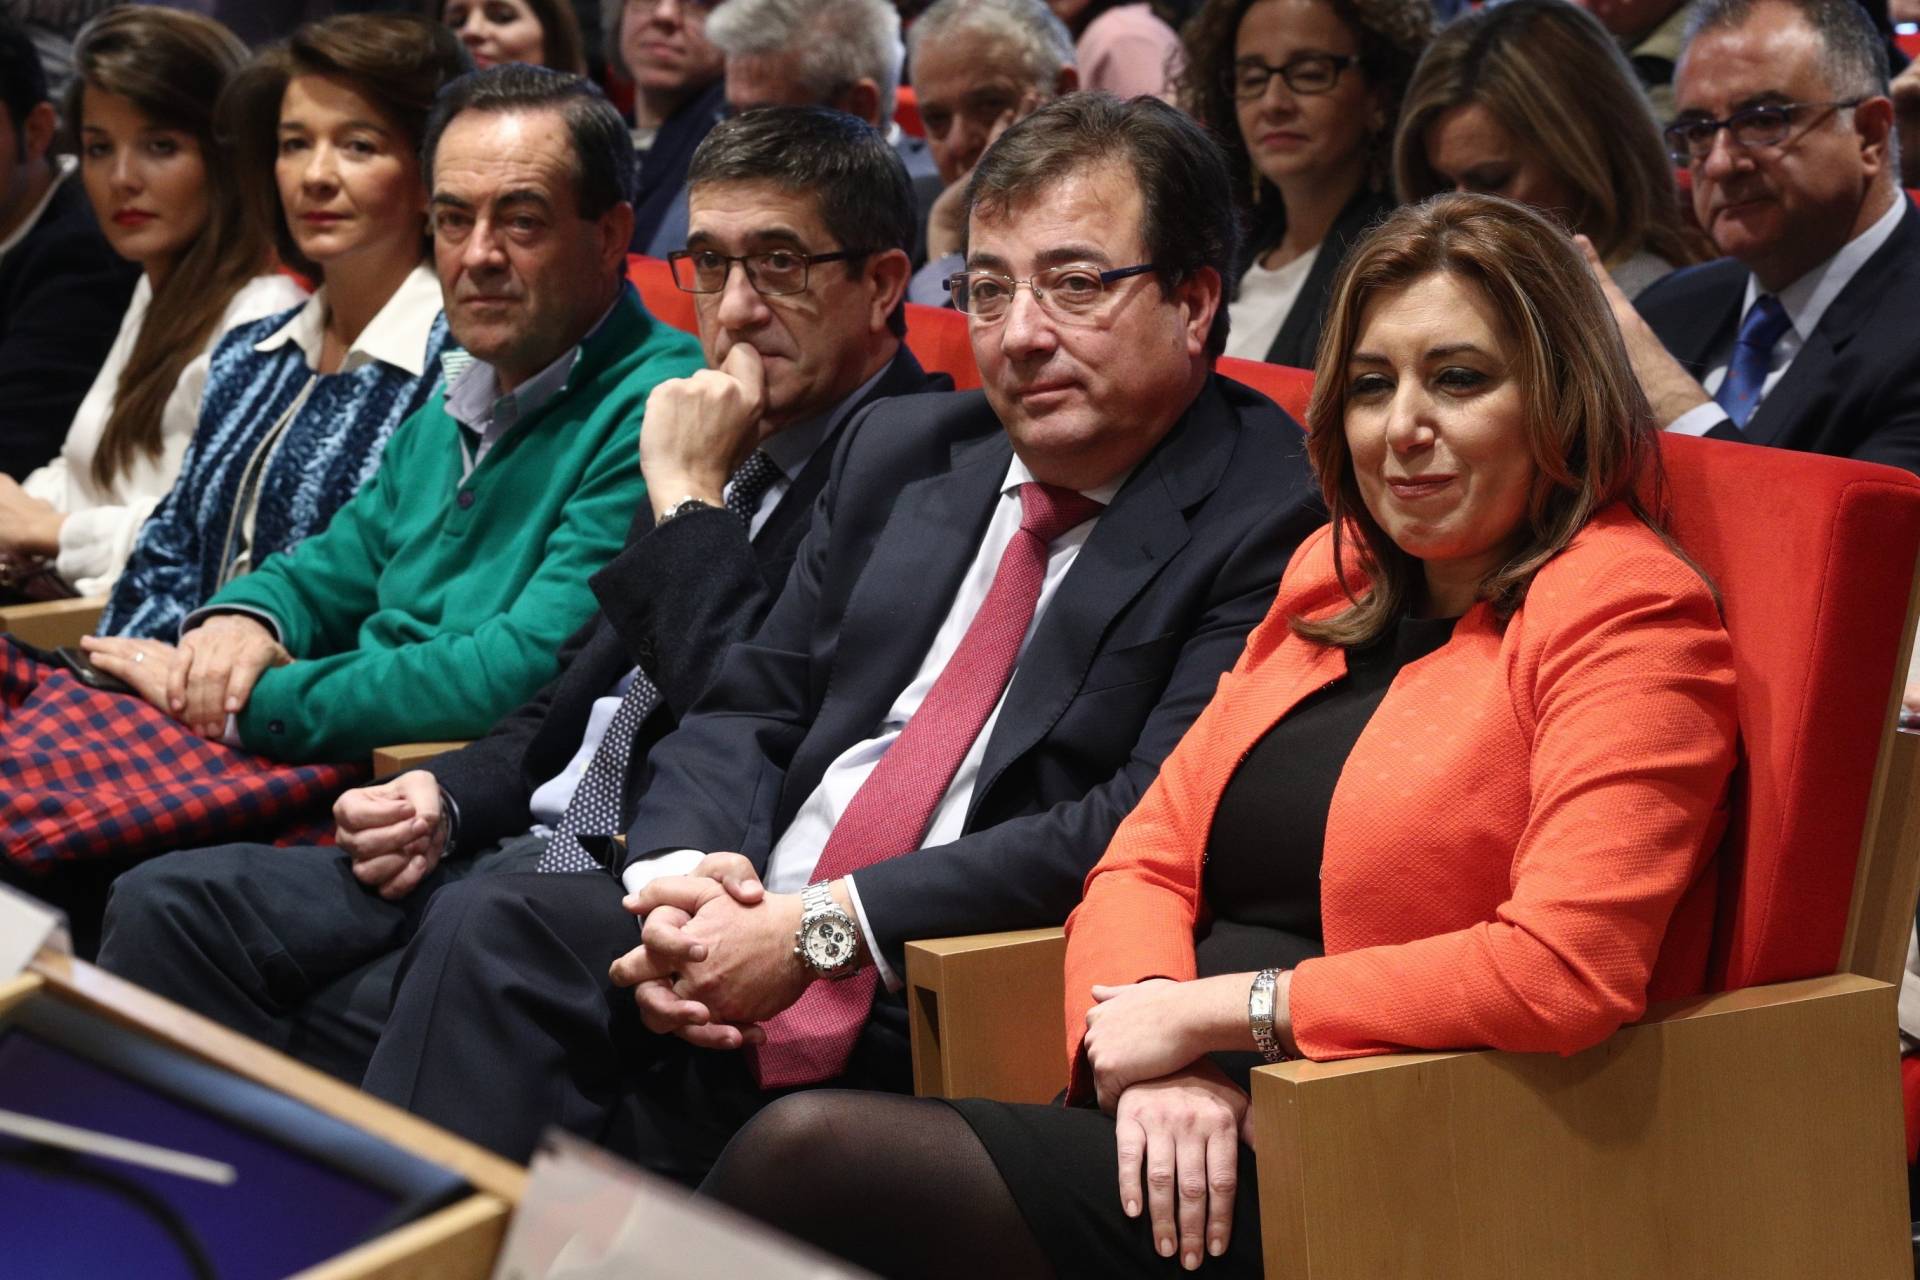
843, 874, 899, 992
1665, 401, 1731, 438
179, 603, 285, 644
619, 847, 707, 901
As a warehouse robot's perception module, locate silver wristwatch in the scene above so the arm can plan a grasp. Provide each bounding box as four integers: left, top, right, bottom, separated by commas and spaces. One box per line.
655, 496, 719, 527
794, 881, 861, 980
1249, 967, 1291, 1062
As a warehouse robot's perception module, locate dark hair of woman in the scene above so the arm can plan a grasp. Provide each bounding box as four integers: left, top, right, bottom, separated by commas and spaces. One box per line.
432, 0, 589, 75
65, 8, 267, 492
223, 14, 471, 280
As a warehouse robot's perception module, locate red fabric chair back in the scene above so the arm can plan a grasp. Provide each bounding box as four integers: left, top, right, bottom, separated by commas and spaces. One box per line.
903, 301, 981, 389
895, 85, 924, 138
1218, 358, 1313, 425
627, 255, 700, 335
1653, 435, 1920, 989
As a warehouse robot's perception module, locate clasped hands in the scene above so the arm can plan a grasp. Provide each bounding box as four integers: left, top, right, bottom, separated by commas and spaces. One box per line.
1084, 973, 1297, 1271
608, 852, 822, 1050
79, 613, 291, 737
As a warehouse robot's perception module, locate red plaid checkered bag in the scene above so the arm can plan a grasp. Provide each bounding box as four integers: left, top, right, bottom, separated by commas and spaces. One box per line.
0, 640, 365, 873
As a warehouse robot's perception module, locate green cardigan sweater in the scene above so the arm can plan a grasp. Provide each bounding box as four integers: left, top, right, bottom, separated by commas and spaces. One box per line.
204, 285, 703, 762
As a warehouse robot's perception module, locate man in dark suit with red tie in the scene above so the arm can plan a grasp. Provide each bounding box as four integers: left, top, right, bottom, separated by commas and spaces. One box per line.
353, 94, 1324, 1177
1589, 0, 1920, 475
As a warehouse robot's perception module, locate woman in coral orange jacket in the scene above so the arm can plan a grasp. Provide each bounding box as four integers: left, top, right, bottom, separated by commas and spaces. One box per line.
698, 194, 1740, 1279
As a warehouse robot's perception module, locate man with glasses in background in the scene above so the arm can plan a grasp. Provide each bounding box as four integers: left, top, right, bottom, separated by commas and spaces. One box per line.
346, 94, 1321, 1180
1586, 0, 1919, 472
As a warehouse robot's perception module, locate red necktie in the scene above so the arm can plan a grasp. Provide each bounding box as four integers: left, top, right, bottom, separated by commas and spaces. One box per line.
749, 482, 1105, 1088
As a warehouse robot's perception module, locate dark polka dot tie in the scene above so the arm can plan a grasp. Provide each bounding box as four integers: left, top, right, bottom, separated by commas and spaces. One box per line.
536, 449, 782, 874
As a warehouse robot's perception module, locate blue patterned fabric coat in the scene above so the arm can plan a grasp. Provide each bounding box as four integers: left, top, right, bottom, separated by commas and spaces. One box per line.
103, 303, 450, 639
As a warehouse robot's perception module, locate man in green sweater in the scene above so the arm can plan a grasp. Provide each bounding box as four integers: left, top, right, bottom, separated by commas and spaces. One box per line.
82, 67, 704, 763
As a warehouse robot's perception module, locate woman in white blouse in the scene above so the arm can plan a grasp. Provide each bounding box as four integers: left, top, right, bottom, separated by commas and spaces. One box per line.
0, 8, 305, 599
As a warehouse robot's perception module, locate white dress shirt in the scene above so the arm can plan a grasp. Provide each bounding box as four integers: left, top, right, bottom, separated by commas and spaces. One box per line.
1667, 196, 1905, 438
622, 454, 1126, 990
21, 270, 310, 594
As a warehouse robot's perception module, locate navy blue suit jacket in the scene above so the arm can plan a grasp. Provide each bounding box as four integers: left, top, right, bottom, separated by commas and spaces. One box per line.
620, 374, 1323, 972
1634, 197, 1920, 475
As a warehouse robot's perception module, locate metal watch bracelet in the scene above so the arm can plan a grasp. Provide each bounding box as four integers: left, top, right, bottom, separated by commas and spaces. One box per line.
1249, 967, 1292, 1063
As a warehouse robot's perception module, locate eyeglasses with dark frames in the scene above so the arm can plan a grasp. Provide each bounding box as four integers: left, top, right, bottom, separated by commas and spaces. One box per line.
668, 247, 861, 297
1662, 99, 1863, 166
1222, 53, 1359, 101
943, 263, 1158, 323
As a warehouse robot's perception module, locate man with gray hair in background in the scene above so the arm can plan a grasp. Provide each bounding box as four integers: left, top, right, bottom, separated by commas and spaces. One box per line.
705, 0, 943, 262
903, 0, 1079, 303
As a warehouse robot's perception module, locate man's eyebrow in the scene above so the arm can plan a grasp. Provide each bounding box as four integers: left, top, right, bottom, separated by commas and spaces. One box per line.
495, 188, 555, 210
1035, 245, 1114, 269
430, 192, 475, 210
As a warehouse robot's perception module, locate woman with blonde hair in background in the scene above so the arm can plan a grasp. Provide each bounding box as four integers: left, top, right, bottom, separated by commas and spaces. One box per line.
1394, 0, 1705, 299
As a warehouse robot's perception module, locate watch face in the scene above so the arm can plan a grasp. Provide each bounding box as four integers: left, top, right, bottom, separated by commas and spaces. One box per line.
803, 915, 857, 970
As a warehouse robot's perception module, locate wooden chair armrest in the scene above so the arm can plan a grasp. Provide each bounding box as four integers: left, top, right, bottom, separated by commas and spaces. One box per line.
1249, 973, 1909, 1279
905, 928, 1066, 1103
0, 595, 108, 650
371, 741, 471, 775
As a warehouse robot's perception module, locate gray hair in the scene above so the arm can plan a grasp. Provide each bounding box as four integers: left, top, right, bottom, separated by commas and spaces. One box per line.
707, 0, 904, 123
907, 0, 1075, 94
1682, 0, 1889, 99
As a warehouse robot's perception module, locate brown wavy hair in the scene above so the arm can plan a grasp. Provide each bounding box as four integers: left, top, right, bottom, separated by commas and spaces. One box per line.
1393, 0, 1707, 272
223, 14, 470, 280
1177, 0, 1433, 264
1296, 192, 1674, 647
66, 9, 267, 492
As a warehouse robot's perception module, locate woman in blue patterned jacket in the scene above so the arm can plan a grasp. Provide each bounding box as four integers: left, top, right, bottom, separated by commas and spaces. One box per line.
103, 15, 469, 638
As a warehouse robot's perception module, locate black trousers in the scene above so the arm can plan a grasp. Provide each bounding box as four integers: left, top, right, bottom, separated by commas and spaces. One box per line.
95, 834, 547, 1084
358, 868, 913, 1181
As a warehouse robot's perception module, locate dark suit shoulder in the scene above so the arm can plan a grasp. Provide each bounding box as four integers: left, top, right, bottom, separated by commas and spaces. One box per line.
1633, 255, 1747, 318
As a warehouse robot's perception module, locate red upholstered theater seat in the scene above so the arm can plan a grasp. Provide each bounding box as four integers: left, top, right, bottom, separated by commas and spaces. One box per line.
1219, 357, 1313, 425
627, 254, 699, 335
895, 84, 923, 138
902, 301, 980, 389
1651, 435, 1920, 989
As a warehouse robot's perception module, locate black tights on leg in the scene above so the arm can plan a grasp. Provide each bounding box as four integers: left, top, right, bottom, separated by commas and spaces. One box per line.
701, 1091, 1056, 1279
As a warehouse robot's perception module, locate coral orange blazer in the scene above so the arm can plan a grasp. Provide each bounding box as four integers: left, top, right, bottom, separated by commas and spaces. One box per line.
1063, 506, 1739, 1082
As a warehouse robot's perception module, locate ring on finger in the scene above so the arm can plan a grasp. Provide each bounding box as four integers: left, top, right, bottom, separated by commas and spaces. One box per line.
133, 651, 145, 664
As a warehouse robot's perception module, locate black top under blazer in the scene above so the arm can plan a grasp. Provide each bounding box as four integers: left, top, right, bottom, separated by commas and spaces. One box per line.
619, 374, 1326, 975
1633, 197, 1920, 475
425, 348, 948, 852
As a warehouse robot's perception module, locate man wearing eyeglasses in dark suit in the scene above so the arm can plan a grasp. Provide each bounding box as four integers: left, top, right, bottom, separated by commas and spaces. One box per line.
342, 94, 1322, 1179
1584, 0, 1919, 475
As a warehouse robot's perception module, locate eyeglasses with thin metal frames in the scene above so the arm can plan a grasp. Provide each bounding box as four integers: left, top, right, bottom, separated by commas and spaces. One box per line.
1662, 99, 1863, 166
943, 262, 1158, 323
667, 248, 860, 297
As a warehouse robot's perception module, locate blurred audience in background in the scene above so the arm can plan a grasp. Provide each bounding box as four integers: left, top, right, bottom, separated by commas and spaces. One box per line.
1570, 0, 1692, 119
1049, 0, 1184, 98
0, 11, 134, 485
707, 0, 942, 261
1179, 0, 1431, 367
438, 0, 588, 73
613, 0, 727, 255
1395, 0, 1705, 299
904, 0, 1079, 303
0, 7, 304, 601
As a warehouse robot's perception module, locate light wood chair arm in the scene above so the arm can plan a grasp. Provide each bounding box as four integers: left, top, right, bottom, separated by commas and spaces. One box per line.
905, 928, 1066, 1104
1249, 973, 1910, 1279
371, 741, 472, 775
0, 595, 108, 650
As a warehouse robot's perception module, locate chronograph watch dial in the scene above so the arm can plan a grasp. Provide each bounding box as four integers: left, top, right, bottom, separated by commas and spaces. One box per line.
795, 881, 861, 980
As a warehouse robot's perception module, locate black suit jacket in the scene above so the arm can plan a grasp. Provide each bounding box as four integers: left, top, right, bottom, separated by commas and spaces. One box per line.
621, 374, 1323, 973
1634, 198, 1920, 474
427, 349, 947, 852
0, 176, 140, 478
1253, 188, 1394, 370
